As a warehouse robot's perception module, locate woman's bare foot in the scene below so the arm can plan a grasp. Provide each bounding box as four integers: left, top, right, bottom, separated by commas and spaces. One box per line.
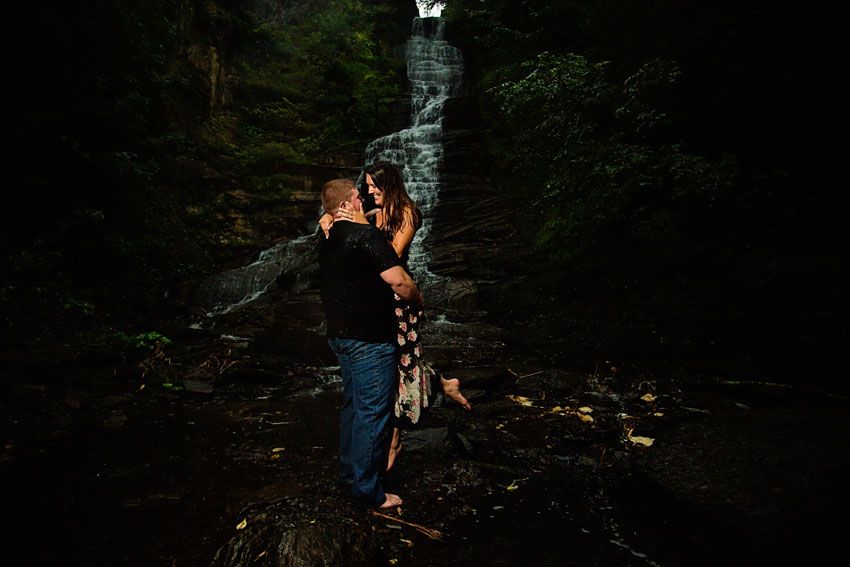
441, 377, 471, 410
380, 493, 403, 508
386, 427, 402, 472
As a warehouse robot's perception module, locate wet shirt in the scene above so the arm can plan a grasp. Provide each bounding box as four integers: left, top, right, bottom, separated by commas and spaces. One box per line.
319, 221, 401, 343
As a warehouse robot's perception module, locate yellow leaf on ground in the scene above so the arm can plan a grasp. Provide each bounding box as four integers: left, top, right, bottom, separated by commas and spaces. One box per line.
578, 406, 593, 414
640, 393, 657, 402
272, 447, 286, 453
236, 518, 247, 530
507, 395, 534, 407
630, 435, 654, 447
577, 413, 594, 423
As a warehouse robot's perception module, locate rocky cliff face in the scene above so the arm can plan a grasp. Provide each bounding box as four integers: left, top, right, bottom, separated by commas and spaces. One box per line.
423, 95, 526, 309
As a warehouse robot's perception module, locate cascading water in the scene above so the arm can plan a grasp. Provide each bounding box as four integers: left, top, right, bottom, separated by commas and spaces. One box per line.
192, 234, 316, 322
191, 16, 463, 323
364, 17, 464, 281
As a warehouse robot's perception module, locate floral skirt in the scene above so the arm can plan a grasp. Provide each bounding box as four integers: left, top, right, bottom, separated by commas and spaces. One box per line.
393, 293, 433, 424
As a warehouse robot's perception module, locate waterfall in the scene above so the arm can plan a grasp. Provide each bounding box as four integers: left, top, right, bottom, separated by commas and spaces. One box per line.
193, 233, 316, 320
364, 17, 464, 281
190, 17, 463, 322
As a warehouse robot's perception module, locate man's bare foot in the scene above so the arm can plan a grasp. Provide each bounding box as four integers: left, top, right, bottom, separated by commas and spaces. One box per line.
441, 377, 471, 410
380, 493, 403, 508
386, 427, 402, 472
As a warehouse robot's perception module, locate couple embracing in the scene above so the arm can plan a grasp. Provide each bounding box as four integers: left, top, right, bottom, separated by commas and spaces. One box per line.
318, 161, 469, 509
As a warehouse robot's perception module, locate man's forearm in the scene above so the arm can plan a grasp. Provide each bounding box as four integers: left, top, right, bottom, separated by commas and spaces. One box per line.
391, 278, 424, 310
380, 265, 425, 310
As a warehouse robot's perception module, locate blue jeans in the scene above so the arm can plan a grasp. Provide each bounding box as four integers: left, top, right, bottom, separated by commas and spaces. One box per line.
328, 337, 397, 507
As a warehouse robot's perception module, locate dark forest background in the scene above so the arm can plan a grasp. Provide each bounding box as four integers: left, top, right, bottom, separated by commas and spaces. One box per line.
2, 0, 845, 388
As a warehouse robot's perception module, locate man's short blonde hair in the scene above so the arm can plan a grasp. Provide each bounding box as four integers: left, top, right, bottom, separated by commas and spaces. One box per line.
321, 178, 356, 214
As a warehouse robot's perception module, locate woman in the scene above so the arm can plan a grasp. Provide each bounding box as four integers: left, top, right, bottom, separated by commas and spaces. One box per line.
321, 161, 470, 470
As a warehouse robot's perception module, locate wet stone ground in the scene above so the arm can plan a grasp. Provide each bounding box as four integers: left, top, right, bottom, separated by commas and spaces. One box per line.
1, 325, 847, 566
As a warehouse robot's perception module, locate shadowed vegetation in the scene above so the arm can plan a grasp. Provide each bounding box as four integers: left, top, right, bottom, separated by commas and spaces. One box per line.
441, 0, 845, 382
2, 0, 413, 346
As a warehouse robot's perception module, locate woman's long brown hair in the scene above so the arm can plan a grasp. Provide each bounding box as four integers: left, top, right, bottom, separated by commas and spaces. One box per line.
363, 161, 422, 238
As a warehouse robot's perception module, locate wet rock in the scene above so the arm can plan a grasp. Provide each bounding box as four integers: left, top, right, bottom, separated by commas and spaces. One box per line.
183, 378, 214, 394
446, 422, 495, 460
102, 410, 128, 428
514, 369, 585, 398
276, 521, 376, 567
455, 432, 474, 455
421, 278, 478, 310
212, 513, 376, 567
401, 427, 453, 460
223, 367, 282, 385
211, 512, 282, 567
64, 391, 86, 409
146, 363, 215, 387
226, 482, 306, 513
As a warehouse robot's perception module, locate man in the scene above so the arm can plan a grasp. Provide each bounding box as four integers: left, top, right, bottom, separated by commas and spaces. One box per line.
318, 178, 423, 508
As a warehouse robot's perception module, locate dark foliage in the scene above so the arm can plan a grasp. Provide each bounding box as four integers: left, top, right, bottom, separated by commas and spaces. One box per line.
1, 0, 413, 344
441, 0, 846, 379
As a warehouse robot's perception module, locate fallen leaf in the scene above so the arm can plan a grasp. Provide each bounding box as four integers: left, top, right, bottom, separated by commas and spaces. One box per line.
272, 447, 286, 453
578, 406, 593, 414
236, 518, 247, 530
506, 481, 519, 491
629, 435, 654, 447
640, 393, 657, 402
577, 413, 594, 423
507, 395, 534, 407
653, 412, 664, 417
138, 384, 145, 391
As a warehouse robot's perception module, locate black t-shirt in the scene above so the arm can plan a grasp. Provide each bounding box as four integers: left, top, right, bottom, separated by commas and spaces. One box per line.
319, 221, 402, 343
